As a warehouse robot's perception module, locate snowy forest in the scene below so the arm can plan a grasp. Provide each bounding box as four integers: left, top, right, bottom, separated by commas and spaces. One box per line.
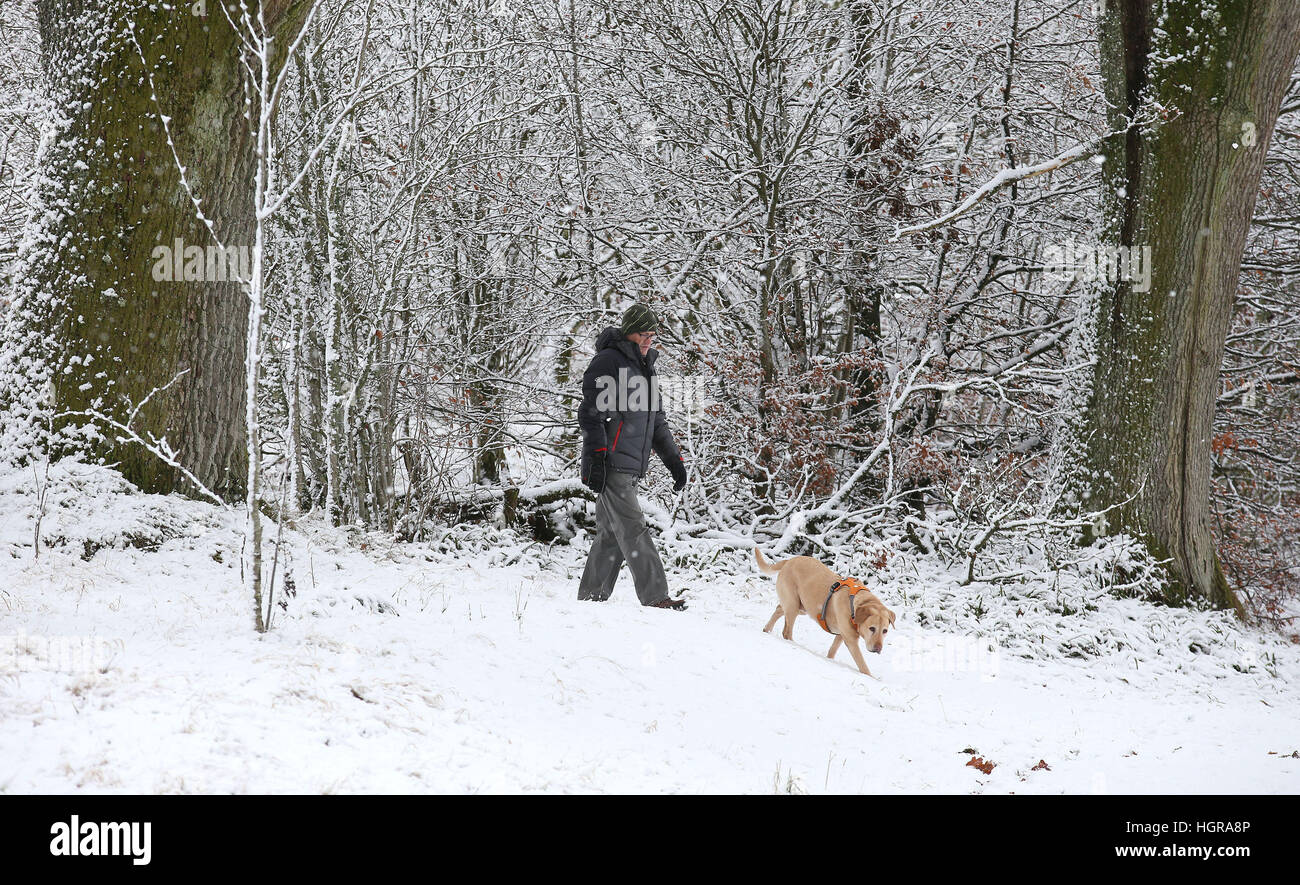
1, 0, 1299, 795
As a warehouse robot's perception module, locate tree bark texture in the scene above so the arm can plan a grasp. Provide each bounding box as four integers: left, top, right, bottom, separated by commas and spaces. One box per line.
1074, 0, 1300, 613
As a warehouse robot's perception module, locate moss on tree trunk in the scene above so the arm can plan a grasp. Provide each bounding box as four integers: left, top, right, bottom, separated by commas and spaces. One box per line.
11, 1, 258, 498
6, 1, 312, 501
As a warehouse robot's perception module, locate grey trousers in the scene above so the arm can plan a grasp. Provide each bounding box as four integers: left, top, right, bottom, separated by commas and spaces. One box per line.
578, 471, 670, 605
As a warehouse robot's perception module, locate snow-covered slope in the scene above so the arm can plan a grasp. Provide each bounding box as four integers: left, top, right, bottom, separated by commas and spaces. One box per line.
1, 461, 1297, 793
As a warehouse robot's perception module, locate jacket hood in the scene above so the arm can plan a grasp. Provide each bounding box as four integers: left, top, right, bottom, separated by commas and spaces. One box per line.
595, 326, 625, 352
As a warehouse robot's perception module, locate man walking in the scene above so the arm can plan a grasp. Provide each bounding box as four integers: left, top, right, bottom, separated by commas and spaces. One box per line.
578, 304, 688, 610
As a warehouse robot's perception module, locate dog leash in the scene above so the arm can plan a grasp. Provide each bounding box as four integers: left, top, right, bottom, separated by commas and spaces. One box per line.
816, 577, 868, 635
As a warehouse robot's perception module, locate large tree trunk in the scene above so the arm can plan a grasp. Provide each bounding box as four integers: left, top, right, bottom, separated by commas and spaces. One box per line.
1066, 0, 1300, 614
2, 1, 307, 500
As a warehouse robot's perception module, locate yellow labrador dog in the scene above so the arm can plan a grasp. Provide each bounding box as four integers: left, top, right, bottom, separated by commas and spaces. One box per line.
756, 548, 895, 677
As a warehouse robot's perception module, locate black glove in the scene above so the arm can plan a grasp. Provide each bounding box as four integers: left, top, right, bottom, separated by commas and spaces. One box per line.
583, 451, 607, 494
669, 456, 687, 492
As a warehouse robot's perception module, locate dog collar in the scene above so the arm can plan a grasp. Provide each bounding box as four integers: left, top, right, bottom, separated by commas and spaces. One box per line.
816, 577, 868, 635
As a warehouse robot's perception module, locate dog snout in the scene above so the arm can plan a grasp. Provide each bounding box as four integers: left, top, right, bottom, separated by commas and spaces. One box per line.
871, 645, 883, 654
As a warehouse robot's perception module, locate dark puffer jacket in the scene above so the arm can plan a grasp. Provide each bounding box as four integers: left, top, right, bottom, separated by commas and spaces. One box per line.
579, 326, 683, 480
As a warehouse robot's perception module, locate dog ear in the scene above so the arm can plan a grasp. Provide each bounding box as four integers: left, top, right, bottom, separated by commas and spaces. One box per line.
888, 610, 896, 627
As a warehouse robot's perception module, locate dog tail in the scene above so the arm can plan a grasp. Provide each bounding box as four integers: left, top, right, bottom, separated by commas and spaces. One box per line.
754, 547, 788, 575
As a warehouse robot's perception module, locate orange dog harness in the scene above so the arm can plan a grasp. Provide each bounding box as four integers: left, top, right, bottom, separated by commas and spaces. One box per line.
816, 577, 869, 635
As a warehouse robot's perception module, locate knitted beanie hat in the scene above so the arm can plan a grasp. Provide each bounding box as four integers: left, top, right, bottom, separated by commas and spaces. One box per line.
620, 303, 660, 335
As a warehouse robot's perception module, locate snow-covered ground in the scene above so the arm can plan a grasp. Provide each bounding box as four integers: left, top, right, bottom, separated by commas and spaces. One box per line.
1, 461, 1297, 794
